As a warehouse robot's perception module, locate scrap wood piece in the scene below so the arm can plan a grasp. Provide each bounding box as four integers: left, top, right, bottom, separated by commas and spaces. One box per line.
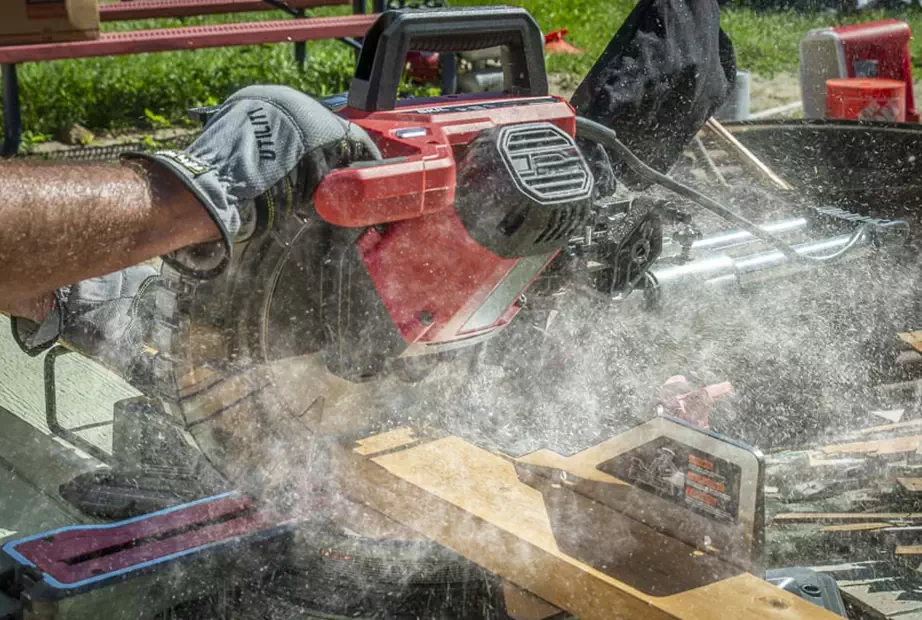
775, 513, 922, 524
503, 583, 562, 620
870, 409, 906, 424
807, 452, 866, 468
820, 435, 922, 457
704, 118, 793, 190
895, 545, 922, 556
857, 419, 922, 437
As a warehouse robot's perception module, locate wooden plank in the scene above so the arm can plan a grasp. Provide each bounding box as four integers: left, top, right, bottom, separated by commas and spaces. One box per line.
895, 545, 922, 556
857, 419, 922, 436
333, 430, 839, 620
100, 0, 346, 21
0, 406, 103, 523
0, 315, 137, 455
503, 584, 562, 620
820, 435, 922, 457
0, 15, 376, 64
775, 513, 922, 524
807, 452, 866, 467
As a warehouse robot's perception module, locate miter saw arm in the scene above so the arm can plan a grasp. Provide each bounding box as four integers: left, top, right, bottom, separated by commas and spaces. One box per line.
301, 8, 602, 380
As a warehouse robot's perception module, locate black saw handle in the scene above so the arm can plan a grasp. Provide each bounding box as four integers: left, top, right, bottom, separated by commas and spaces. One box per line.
347, 6, 548, 112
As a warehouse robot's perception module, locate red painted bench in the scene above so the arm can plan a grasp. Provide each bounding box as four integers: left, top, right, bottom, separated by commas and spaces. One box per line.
0, 15, 374, 64
100, 0, 351, 21
0, 0, 383, 154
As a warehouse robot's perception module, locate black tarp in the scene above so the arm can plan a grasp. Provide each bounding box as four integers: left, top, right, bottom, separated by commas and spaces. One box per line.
571, 0, 736, 186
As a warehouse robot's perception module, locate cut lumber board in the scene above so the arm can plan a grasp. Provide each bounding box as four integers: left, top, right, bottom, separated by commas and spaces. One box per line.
858, 419, 922, 436
807, 453, 866, 467
895, 545, 922, 556
334, 428, 840, 620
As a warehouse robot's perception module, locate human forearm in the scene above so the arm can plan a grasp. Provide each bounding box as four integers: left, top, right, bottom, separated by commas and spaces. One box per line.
0, 160, 219, 309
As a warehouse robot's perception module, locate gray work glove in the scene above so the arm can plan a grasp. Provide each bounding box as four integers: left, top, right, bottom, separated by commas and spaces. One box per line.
11, 265, 161, 386
11, 87, 379, 372
124, 85, 380, 279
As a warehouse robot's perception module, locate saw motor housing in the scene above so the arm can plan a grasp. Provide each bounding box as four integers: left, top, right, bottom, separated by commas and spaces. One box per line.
310, 8, 603, 380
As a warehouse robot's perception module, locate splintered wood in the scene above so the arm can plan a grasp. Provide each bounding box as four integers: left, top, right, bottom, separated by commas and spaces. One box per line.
767, 414, 922, 617
857, 419, 922, 436
334, 429, 839, 620
822, 523, 894, 533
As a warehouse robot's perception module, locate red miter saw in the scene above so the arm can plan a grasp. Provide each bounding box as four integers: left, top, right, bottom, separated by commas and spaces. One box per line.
310, 8, 598, 378
1, 5, 907, 619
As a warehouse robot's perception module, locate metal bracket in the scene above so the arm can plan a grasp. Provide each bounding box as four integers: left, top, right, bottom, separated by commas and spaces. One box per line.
44, 345, 113, 464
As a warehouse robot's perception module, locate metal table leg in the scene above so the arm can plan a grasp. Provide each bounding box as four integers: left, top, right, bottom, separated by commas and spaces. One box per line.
350, 0, 367, 60
294, 8, 307, 69
44, 346, 113, 463
2, 64, 22, 157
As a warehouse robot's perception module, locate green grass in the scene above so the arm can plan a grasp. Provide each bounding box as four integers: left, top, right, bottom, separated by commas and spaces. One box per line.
17, 7, 362, 139
11, 1, 922, 141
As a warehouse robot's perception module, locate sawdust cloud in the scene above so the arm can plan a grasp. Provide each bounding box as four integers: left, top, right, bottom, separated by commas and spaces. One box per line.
162, 174, 922, 616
